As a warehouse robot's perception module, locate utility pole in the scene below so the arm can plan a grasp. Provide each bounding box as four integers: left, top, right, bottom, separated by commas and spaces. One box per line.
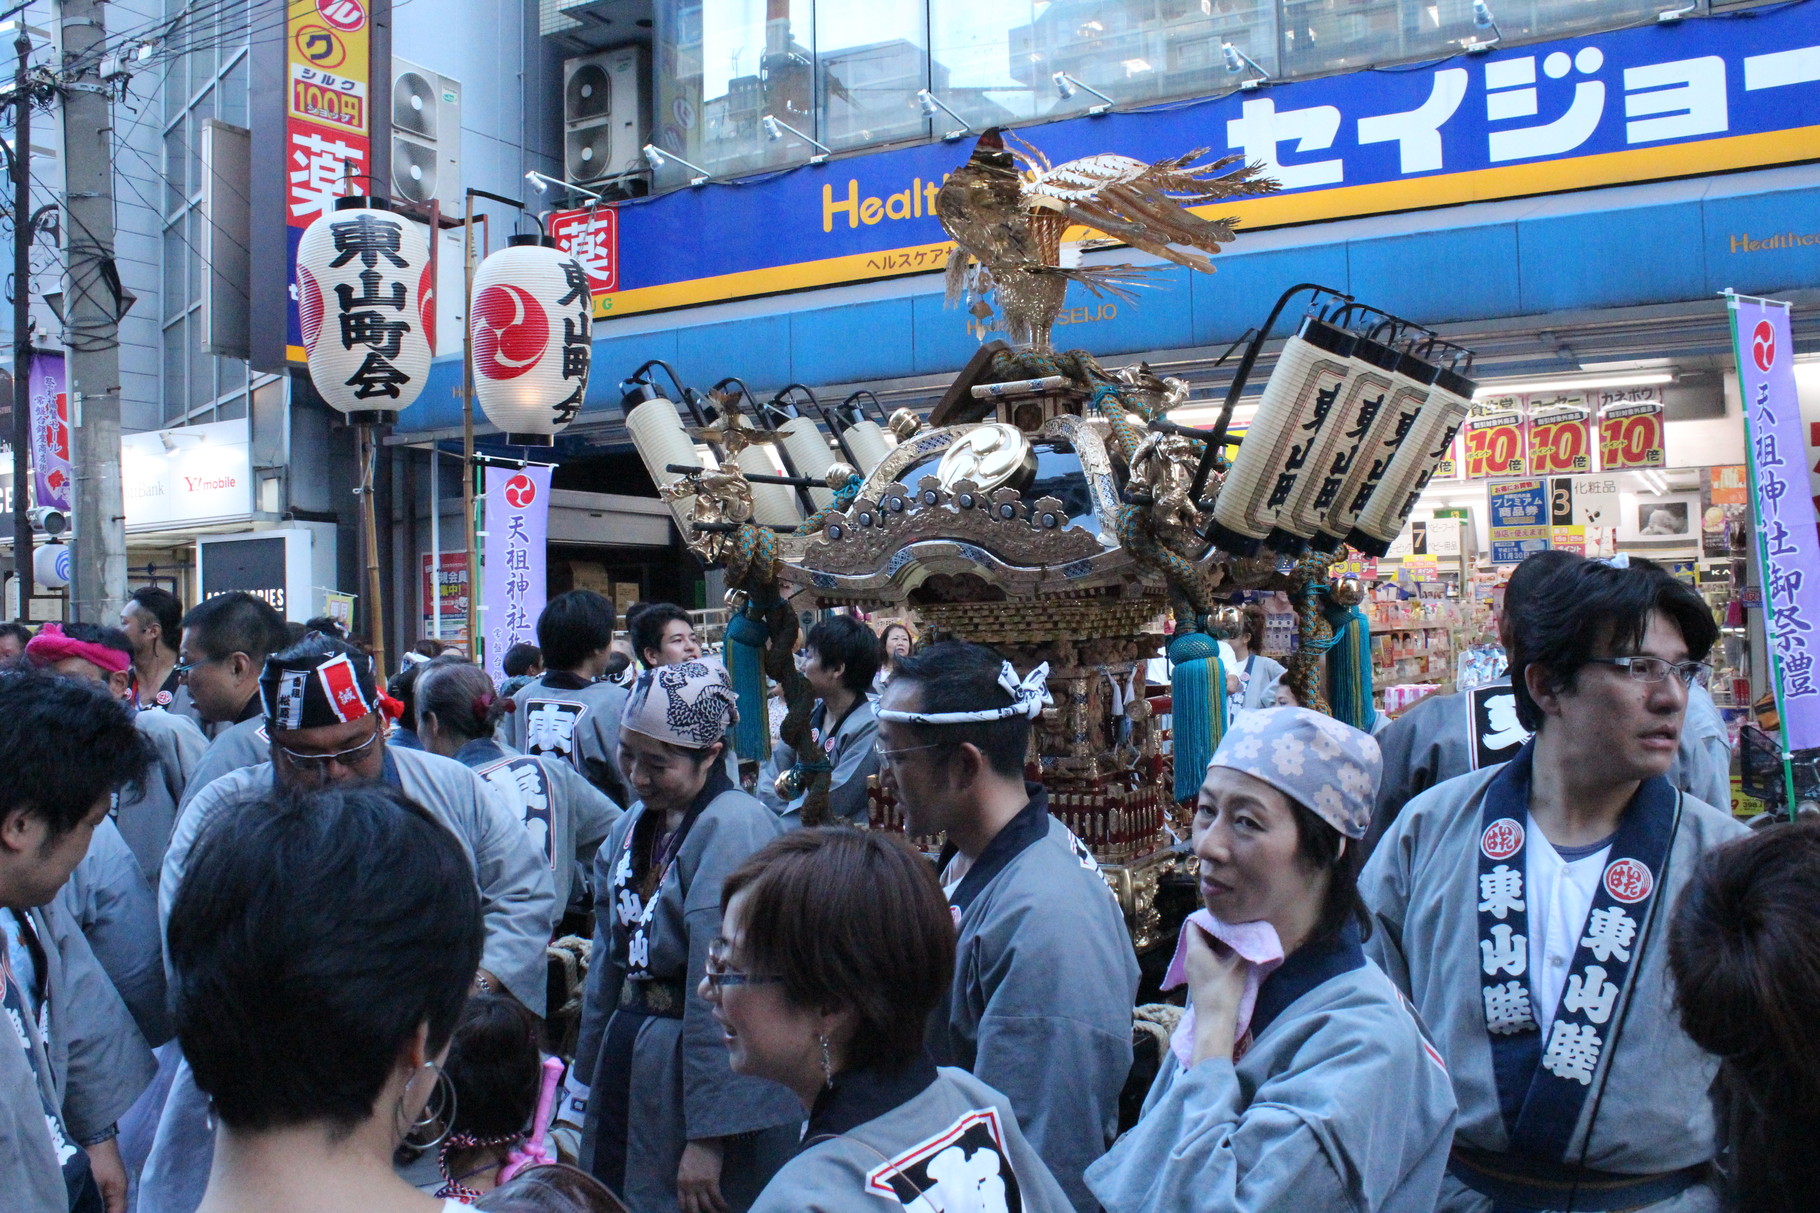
9, 28, 30, 615
60, 0, 124, 621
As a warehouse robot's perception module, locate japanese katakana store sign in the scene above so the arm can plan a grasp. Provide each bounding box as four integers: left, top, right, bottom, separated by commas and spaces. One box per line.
1488, 479, 1551, 565
283, 0, 372, 363
1728, 294, 1820, 751
593, 5, 1820, 320
482, 465, 551, 679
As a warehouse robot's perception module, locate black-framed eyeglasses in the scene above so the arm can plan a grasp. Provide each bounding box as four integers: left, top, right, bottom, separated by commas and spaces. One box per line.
704, 942, 784, 990
275, 724, 382, 772
1584, 656, 1712, 688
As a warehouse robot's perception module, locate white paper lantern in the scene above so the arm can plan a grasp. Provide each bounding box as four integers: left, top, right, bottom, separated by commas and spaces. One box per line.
470, 234, 593, 445
296, 197, 434, 424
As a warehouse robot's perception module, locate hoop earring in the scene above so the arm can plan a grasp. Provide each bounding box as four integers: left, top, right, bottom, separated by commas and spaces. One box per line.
397, 1060, 457, 1150
818, 1034, 834, 1091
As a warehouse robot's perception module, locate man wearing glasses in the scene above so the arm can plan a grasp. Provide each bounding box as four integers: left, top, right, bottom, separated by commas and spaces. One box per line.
875, 641, 1138, 1213
1362, 555, 1746, 1213
172, 592, 291, 810
140, 635, 555, 1213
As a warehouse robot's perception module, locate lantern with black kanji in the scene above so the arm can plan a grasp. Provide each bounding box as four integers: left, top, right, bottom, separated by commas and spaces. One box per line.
295, 197, 434, 424
469, 234, 593, 445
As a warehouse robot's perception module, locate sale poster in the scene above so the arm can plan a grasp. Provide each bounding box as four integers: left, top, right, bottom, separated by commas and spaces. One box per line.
1596, 385, 1666, 470
1527, 396, 1594, 474
1465, 405, 1528, 479
1488, 479, 1551, 564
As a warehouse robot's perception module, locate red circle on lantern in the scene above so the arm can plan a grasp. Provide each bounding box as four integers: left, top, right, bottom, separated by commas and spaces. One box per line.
472, 285, 549, 381
1751, 319, 1776, 373
503, 474, 537, 509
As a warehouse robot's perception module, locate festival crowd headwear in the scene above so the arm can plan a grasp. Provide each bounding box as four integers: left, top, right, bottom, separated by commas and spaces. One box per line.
875, 660, 1053, 724
1206, 705, 1380, 840
259, 644, 403, 730
621, 659, 739, 749
25, 622, 132, 675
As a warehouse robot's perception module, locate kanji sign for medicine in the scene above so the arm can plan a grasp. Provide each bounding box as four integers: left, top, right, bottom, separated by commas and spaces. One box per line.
482, 464, 551, 679
283, 0, 371, 364
1728, 294, 1820, 751
548, 209, 618, 296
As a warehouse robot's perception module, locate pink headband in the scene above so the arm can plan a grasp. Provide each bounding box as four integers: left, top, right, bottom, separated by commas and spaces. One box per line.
26, 622, 132, 675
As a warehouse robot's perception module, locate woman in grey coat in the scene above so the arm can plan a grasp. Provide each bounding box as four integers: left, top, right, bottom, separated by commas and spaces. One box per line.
573, 660, 797, 1213
708, 827, 1072, 1213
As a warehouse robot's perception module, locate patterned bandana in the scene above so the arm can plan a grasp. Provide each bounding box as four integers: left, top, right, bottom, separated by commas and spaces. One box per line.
1206, 706, 1380, 839
622, 659, 739, 749
259, 649, 381, 731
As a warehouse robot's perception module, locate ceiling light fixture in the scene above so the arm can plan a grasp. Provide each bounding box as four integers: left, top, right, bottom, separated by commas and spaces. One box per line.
1472, 371, 1674, 399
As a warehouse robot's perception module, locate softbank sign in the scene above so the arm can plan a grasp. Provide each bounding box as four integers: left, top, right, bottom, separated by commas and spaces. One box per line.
122, 417, 254, 532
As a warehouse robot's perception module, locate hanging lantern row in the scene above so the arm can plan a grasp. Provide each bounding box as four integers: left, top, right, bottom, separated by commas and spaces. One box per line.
297, 202, 596, 442
470, 235, 593, 445
296, 197, 434, 424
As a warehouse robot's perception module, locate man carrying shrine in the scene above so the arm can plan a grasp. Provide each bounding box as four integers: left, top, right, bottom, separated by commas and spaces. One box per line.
1361, 555, 1744, 1213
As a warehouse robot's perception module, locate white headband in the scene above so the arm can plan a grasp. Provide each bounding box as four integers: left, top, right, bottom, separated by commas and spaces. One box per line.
877, 661, 1053, 724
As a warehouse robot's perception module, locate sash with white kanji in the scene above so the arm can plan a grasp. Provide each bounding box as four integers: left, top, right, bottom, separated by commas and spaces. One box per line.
1464, 683, 1532, 771
1474, 740, 1680, 1161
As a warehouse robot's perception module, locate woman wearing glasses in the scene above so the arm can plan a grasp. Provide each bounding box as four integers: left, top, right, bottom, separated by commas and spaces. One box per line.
572, 661, 797, 1213
703, 828, 1073, 1213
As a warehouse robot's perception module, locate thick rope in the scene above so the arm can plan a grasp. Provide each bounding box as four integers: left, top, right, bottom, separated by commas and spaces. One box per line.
796, 471, 863, 537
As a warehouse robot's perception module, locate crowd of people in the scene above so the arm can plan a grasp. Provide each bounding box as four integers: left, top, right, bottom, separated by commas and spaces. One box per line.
0, 551, 1808, 1213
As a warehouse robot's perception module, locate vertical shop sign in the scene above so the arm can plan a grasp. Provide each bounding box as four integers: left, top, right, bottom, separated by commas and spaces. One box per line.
1527, 396, 1594, 475
548, 208, 619, 297
1596, 386, 1666, 470
1488, 479, 1551, 565
1727, 293, 1820, 753
1464, 402, 1528, 479
25, 351, 69, 513
421, 551, 469, 639
283, 0, 372, 363
481, 465, 550, 679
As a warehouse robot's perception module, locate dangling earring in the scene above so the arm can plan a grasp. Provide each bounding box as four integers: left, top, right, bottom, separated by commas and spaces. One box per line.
818, 1034, 834, 1090
397, 1060, 457, 1150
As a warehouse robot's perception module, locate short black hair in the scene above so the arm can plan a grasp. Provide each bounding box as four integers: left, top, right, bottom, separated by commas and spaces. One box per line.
626, 602, 690, 669
128, 587, 184, 652
444, 993, 542, 1142
501, 642, 542, 679
0, 670, 153, 839
182, 591, 290, 664
806, 615, 882, 695
887, 641, 1030, 779
388, 662, 428, 727
536, 590, 616, 672
0, 622, 31, 648
1509, 555, 1720, 731
168, 782, 482, 1134
1287, 799, 1372, 944
304, 615, 347, 640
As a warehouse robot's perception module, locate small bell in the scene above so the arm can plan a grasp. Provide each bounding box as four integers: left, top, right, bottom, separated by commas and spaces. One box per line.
773, 765, 808, 801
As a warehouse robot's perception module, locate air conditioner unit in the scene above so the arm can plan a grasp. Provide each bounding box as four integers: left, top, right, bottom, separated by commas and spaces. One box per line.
564, 46, 648, 186
391, 58, 461, 210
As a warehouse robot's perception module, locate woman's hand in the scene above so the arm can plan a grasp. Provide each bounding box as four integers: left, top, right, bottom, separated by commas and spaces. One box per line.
1185, 925, 1248, 1066
678, 1137, 728, 1213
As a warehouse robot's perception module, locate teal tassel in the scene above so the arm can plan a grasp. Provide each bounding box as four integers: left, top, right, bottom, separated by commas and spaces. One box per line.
1168, 631, 1227, 803
1324, 606, 1377, 732
724, 607, 770, 761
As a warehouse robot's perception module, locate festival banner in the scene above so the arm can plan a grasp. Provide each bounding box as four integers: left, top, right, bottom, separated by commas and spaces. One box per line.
1526, 395, 1594, 475
1465, 402, 1528, 479
481, 465, 550, 679
25, 351, 69, 514
1595, 385, 1666, 470
283, 0, 373, 363
1727, 293, 1820, 752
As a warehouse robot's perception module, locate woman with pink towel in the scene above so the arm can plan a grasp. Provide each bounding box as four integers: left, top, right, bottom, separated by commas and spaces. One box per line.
1086, 707, 1458, 1213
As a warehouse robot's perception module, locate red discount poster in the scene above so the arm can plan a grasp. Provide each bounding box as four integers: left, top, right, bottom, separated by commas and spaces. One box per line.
1464, 408, 1528, 479
1527, 399, 1594, 474
1595, 387, 1666, 470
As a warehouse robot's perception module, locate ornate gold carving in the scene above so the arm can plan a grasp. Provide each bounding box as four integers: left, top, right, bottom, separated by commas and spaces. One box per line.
662, 466, 754, 563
